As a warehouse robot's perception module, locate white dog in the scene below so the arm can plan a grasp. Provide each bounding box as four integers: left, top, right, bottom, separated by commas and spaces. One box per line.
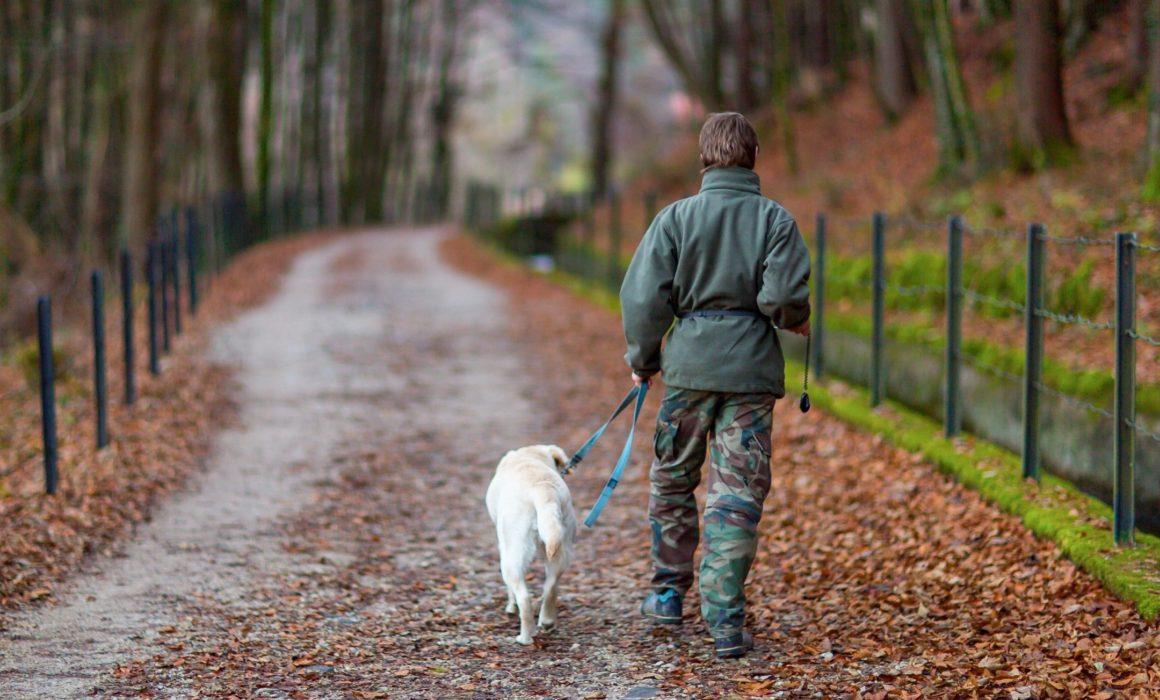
485, 444, 577, 645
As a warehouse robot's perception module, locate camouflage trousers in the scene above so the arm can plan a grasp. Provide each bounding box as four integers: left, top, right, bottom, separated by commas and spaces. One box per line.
649, 387, 774, 638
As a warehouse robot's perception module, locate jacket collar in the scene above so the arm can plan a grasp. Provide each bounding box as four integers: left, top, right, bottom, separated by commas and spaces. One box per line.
699, 167, 761, 195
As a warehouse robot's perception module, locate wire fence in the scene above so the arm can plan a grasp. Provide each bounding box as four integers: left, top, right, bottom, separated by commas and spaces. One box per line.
12, 189, 309, 496
466, 185, 1159, 546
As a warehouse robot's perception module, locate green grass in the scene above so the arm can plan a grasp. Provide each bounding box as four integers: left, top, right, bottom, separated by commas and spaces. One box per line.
822, 310, 1160, 416
469, 233, 1160, 620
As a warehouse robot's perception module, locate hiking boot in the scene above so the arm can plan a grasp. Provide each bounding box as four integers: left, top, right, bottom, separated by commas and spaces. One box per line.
639, 588, 683, 624
714, 630, 754, 659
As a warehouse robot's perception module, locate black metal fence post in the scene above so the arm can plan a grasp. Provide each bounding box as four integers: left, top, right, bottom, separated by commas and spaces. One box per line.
870, 212, 886, 407
1022, 223, 1046, 481
814, 212, 826, 380
91, 271, 109, 449
945, 215, 963, 437
608, 191, 622, 288
186, 208, 199, 315
160, 234, 171, 353
1113, 231, 1137, 546
37, 296, 59, 494
171, 234, 182, 335
120, 249, 136, 405
147, 242, 161, 375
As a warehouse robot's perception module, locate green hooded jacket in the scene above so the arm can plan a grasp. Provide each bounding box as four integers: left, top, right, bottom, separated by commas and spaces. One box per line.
619, 167, 811, 396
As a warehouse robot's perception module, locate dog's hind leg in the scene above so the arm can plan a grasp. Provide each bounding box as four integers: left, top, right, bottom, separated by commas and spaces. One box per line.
505, 589, 516, 614
538, 556, 563, 631
501, 554, 536, 645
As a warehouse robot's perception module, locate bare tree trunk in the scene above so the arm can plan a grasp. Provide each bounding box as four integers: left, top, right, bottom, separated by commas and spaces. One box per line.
120, 0, 167, 248
737, 0, 757, 111
1143, 0, 1160, 200
1128, 0, 1148, 93
429, 0, 460, 220
207, 0, 246, 197
640, 1, 726, 109
772, 0, 799, 173
1014, 0, 1073, 167
80, 52, 114, 260
313, 0, 331, 225
708, 0, 727, 107
362, 0, 388, 223
913, 0, 980, 174
874, 0, 917, 120
257, 0, 274, 234
590, 0, 624, 201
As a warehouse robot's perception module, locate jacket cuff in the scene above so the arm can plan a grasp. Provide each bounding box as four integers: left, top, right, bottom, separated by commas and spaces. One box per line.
774, 303, 811, 330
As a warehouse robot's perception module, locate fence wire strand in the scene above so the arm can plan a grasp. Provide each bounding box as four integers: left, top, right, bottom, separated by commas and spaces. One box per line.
1133, 241, 1160, 253
1127, 419, 1160, 444
1040, 233, 1117, 248
1128, 329, 1160, 347
961, 222, 1024, 240
889, 284, 944, 298
1034, 308, 1116, 331
963, 289, 1025, 313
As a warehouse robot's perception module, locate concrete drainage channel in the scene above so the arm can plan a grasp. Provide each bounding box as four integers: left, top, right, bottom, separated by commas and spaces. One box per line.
782, 329, 1160, 532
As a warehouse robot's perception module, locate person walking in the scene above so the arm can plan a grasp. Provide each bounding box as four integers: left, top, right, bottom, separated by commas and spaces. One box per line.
620, 112, 811, 659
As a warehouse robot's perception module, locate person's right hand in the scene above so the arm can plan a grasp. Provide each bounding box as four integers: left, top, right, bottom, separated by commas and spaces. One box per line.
787, 320, 810, 336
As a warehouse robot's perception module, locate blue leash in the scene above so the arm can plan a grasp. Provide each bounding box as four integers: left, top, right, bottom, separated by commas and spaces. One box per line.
563, 383, 650, 528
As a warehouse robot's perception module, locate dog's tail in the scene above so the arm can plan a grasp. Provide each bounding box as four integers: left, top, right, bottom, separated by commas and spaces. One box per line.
533, 486, 565, 561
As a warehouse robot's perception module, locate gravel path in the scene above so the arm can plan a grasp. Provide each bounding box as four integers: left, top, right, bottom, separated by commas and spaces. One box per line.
2, 228, 1155, 698
0, 228, 548, 697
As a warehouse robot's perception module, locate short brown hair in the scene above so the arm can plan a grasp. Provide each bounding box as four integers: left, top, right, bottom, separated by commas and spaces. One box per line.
699, 112, 758, 171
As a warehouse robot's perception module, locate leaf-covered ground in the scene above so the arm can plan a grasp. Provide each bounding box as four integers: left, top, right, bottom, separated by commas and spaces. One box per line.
0, 232, 336, 615
83, 230, 1157, 698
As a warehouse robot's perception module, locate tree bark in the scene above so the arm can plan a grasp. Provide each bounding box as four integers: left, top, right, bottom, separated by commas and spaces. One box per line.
640, 1, 726, 109
257, 0, 274, 233
1128, 0, 1148, 93
590, 0, 624, 201
1143, 0, 1160, 199
1014, 0, 1073, 165
207, 0, 245, 197
430, 0, 460, 220
120, 0, 167, 249
772, 0, 799, 173
312, 0, 331, 225
874, 0, 918, 120
914, 0, 981, 173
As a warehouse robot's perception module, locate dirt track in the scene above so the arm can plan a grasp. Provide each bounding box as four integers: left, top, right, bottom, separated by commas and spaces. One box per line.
0, 228, 1155, 699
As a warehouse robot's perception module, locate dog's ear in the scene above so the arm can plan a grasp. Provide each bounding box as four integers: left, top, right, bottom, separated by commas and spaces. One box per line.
545, 445, 569, 470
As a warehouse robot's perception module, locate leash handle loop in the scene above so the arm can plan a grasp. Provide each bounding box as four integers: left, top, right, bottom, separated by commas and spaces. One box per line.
583, 382, 649, 528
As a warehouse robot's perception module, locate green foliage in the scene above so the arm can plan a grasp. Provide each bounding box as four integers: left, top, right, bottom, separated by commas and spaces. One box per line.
13, 338, 70, 389
825, 249, 1105, 323
987, 39, 1015, 72
480, 212, 576, 257
1143, 156, 1160, 203
1105, 82, 1144, 110
1052, 259, 1105, 317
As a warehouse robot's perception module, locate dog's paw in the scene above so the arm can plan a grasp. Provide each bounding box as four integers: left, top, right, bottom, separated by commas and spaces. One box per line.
537, 618, 556, 633
505, 602, 517, 615
513, 634, 534, 646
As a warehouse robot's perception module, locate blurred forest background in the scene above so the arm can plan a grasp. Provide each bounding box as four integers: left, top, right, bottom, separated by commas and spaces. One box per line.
2, 0, 1159, 342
